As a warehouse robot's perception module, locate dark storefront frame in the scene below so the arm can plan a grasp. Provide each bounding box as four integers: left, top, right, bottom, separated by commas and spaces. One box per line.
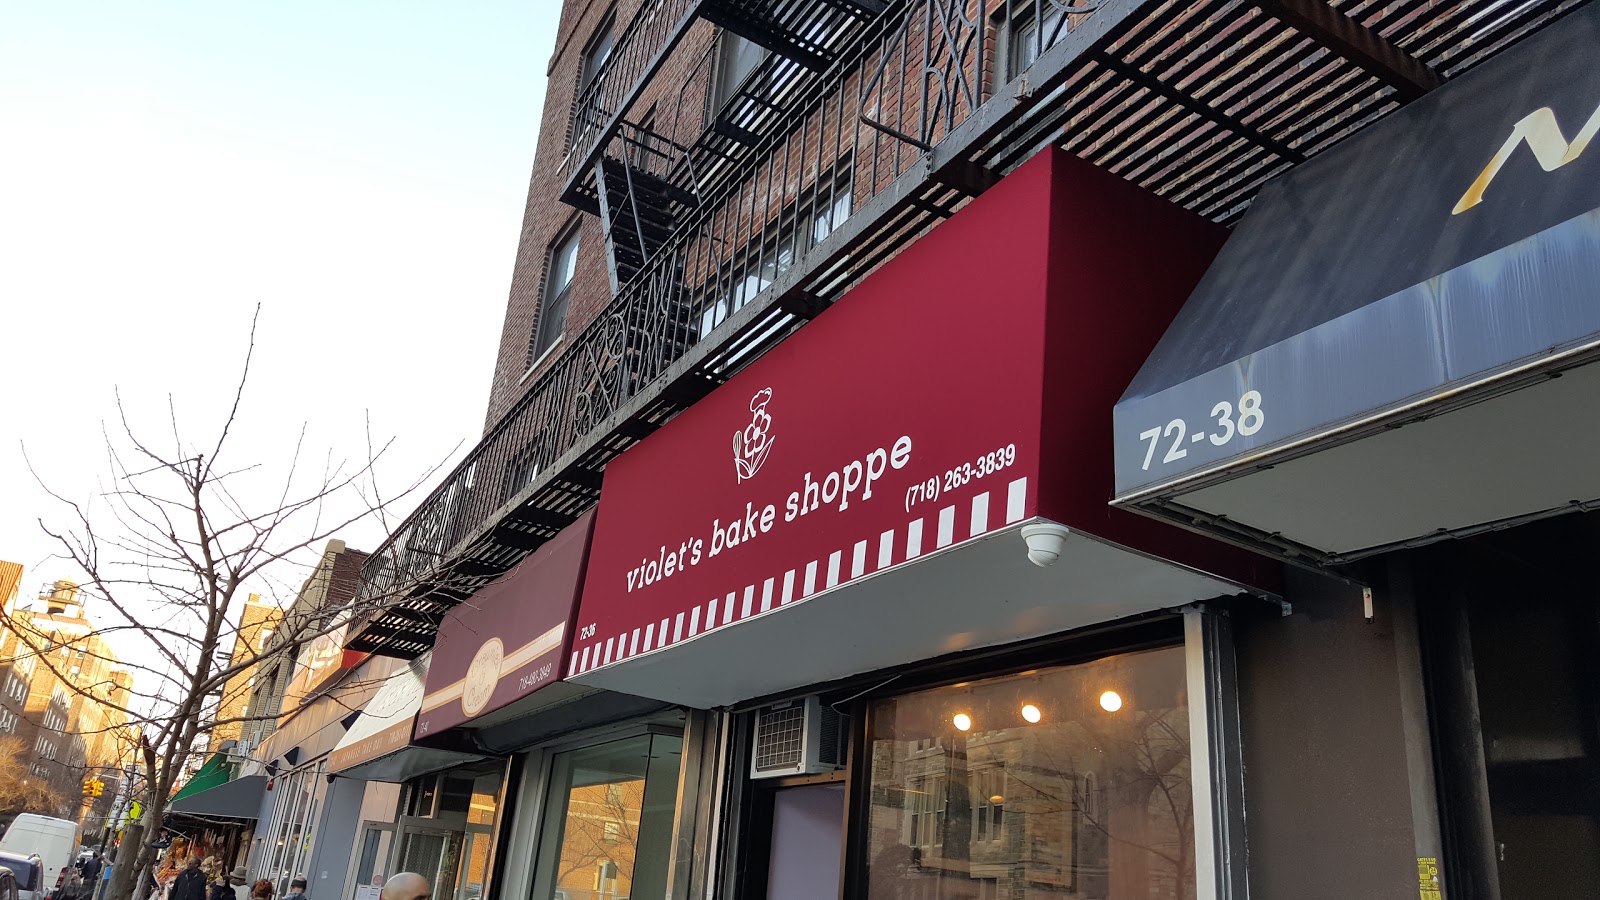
1404, 517, 1600, 897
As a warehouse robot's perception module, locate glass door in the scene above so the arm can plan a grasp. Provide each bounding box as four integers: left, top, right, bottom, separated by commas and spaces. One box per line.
397, 829, 463, 900
352, 824, 395, 895
530, 733, 685, 900
454, 826, 494, 900
1422, 518, 1600, 899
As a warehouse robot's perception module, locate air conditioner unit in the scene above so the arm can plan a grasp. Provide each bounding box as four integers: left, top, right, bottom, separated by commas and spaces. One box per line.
750, 695, 845, 779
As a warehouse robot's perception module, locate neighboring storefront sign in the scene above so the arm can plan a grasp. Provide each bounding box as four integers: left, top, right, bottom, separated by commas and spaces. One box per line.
1114, 4, 1600, 501
329, 656, 427, 772
570, 148, 1272, 689
281, 621, 364, 708
414, 513, 594, 737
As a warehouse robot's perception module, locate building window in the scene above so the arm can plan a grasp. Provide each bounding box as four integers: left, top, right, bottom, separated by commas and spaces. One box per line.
695, 168, 853, 339
530, 225, 581, 364
530, 732, 684, 900
580, 16, 614, 90
710, 34, 769, 114
864, 646, 1195, 899
1006, 1, 1072, 79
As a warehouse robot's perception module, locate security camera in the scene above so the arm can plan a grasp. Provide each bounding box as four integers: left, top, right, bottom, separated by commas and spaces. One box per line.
1020, 522, 1070, 567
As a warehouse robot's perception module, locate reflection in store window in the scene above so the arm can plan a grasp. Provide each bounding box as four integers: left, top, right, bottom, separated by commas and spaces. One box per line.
865, 647, 1194, 899
533, 732, 684, 900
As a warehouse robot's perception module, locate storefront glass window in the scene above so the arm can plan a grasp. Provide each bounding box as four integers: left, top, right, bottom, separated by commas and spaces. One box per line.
531, 733, 684, 900
261, 760, 329, 889
864, 647, 1194, 900
393, 762, 506, 900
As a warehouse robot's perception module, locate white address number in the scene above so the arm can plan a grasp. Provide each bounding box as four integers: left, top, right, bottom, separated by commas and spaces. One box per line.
1138, 390, 1265, 471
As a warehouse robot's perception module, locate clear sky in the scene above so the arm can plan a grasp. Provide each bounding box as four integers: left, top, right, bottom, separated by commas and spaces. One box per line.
0, 2, 560, 660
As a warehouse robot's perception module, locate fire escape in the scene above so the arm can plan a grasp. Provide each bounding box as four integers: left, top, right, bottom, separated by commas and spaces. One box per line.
562, 0, 888, 295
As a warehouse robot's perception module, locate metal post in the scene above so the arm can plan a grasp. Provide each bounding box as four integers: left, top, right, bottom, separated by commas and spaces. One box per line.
1185, 606, 1248, 900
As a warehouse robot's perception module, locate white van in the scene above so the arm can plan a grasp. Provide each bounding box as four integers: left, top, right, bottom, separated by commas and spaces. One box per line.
0, 816, 80, 900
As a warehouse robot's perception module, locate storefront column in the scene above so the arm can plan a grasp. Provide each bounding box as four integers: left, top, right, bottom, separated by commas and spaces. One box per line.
488, 754, 542, 900
1233, 568, 1420, 896
1382, 559, 1448, 898
1185, 607, 1248, 900
663, 710, 727, 900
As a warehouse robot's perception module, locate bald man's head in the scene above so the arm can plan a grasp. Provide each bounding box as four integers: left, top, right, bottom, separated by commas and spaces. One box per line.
380, 874, 429, 900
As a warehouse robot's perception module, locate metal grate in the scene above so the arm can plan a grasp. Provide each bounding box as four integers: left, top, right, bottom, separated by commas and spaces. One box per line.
816, 703, 844, 767
753, 703, 807, 771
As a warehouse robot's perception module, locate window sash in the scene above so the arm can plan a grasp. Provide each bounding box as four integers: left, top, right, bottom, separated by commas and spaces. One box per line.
533, 230, 581, 362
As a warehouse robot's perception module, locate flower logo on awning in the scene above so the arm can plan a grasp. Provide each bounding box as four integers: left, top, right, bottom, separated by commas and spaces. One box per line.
734, 388, 776, 483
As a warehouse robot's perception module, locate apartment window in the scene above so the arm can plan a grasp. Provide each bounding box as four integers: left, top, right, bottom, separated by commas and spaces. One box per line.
973, 767, 1006, 843
864, 646, 1195, 899
530, 225, 581, 364
1007, 1, 1071, 79
711, 34, 769, 112
580, 16, 614, 90
695, 168, 852, 339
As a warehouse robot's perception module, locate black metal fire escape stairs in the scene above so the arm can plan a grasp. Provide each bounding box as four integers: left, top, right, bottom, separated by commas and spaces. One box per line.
564, 0, 888, 296
590, 127, 702, 294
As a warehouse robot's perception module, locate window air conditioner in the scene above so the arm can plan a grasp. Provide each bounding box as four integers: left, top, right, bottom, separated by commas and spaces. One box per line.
750, 695, 845, 779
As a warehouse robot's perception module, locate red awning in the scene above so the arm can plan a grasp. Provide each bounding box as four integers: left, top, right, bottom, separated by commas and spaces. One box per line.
415, 512, 594, 737
567, 149, 1277, 708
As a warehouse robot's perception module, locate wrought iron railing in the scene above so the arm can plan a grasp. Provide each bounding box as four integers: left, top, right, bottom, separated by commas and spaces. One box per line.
357, 0, 999, 616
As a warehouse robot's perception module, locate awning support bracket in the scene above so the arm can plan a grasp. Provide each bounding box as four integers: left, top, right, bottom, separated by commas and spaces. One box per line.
1250, 0, 1444, 101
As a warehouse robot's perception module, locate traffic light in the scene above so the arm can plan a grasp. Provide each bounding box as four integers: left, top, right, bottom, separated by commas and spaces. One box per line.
81, 778, 105, 798
82, 779, 94, 798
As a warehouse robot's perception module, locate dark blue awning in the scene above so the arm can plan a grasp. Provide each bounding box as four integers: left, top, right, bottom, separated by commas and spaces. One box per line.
168, 775, 266, 820
1112, 5, 1600, 559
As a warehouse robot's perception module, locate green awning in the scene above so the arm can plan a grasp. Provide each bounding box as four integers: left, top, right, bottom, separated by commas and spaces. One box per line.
171, 753, 232, 801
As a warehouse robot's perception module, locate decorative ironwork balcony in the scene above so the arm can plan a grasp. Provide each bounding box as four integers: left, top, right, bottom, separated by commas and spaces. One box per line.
348, 0, 1581, 656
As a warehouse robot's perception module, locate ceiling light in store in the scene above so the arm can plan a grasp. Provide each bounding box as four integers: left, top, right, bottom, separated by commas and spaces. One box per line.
952, 713, 972, 732
1099, 690, 1123, 712
1020, 704, 1042, 724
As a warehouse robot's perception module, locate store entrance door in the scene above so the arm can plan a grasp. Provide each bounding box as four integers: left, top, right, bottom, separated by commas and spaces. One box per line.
1421, 517, 1600, 899
352, 824, 395, 897
395, 826, 463, 900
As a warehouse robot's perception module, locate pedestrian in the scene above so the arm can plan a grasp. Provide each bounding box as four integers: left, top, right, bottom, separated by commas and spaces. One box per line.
208, 868, 246, 900
249, 878, 273, 900
171, 859, 207, 900
280, 875, 307, 900
80, 853, 103, 887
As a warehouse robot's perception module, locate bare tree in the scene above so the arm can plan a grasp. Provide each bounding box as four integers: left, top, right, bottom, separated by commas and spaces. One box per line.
0, 736, 74, 824
5, 310, 446, 900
